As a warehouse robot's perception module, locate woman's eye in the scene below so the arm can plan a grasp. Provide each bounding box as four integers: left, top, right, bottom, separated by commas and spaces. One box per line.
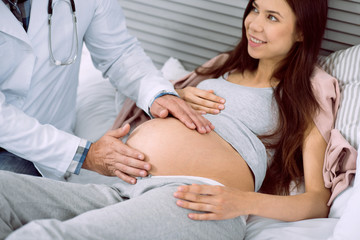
268, 15, 278, 22
252, 6, 259, 13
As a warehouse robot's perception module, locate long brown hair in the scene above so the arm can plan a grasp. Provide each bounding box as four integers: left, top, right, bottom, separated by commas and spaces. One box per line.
196, 0, 328, 195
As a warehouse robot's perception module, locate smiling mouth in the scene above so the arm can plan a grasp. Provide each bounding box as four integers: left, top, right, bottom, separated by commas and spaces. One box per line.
250, 36, 267, 44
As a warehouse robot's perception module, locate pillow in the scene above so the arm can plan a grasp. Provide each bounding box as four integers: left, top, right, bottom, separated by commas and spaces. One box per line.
75, 46, 118, 142
319, 45, 360, 218
160, 57, 191, 81
319, 44, 360, 149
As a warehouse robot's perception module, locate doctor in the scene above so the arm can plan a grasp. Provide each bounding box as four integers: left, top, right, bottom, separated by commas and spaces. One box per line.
0, 0, 213, 184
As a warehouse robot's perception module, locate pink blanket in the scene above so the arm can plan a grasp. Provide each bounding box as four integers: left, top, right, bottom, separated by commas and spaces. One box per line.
324, 129, 357, 204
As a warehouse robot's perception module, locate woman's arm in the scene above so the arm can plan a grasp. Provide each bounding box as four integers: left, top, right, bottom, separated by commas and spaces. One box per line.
249, 123, 331, 221
174, 123, 331, 221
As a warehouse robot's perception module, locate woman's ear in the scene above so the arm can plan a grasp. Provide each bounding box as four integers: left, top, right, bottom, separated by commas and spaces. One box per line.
296, 31, 304, 42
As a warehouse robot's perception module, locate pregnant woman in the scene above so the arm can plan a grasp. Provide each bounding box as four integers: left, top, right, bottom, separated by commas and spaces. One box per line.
0, 0, 337, 239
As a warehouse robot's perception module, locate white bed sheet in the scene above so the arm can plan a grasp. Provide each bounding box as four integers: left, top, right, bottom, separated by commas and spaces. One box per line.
328, 141, 360, 240
245, 216, 338, 240
73, 48, 358, 239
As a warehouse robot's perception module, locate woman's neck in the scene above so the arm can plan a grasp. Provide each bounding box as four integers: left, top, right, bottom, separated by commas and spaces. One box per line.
252, 59, 280, 87
228, 59, 280, 88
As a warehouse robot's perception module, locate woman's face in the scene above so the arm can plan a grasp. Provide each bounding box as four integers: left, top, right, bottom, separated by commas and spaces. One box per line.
244, 0, 301, 64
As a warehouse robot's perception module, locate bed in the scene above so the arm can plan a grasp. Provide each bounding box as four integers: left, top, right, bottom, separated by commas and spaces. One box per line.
73, 44, 359, 240
70, 1, 360, 239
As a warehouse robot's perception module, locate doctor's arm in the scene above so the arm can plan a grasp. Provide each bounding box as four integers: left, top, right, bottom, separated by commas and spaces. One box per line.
83, 0, 212, 134
0, 93, 80, 177
174, 123, 331, 221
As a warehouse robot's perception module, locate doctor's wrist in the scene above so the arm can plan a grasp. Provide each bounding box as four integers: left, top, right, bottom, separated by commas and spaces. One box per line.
148, 90, 179, 118
67, 139, 92, 174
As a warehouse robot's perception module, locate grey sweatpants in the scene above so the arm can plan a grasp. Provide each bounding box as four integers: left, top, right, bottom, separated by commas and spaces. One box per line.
0, 170, 246, 240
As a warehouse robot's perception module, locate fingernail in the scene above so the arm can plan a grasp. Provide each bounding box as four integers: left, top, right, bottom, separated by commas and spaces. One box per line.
177, 200, 183, 206
131, 179, 136, 184
201, 127, 206, 133
138, 154, 144, 160
160, 110, 168, 117
140, 171, 147, 177
218, 105, 224, 110
144, 164, 151, 170
206, 126, 211, 132
212, 109, 220, 114
220, 99, 225, 103
188, 122, 196, 129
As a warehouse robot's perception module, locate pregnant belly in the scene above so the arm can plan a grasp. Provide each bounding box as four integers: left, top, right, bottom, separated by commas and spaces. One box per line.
126, 118, 254, 191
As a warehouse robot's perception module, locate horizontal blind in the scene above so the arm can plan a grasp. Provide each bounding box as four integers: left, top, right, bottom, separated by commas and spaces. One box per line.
322, 0, 360, 55
118, 0, 360, 70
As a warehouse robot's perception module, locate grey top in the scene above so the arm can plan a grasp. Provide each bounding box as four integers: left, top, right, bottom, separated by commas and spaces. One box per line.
197, 76, 278, 191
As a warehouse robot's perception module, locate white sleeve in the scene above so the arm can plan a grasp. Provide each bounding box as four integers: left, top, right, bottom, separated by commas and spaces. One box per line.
0, 92, 80, 178
84, 0, 176, 114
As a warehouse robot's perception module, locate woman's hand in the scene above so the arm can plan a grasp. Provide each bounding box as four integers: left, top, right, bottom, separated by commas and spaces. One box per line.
176, 87, 225, 115
174, 184, 250, 220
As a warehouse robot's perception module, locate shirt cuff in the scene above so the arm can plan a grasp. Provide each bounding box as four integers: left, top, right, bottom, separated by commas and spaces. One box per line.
148, 90, 179, 118
66, 139, 92, 174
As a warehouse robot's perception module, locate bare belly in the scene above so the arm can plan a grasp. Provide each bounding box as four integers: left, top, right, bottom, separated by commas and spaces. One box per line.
126, 118, 254, 191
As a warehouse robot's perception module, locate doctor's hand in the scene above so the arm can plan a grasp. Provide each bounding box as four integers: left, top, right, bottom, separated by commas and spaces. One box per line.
83, 124, 149, 184
174, 184, 249, 221
176, 87, 225, 115
150, 94, 214, 134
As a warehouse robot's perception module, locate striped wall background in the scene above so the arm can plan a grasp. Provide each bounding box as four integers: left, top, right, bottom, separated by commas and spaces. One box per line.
118, 0, 360, 70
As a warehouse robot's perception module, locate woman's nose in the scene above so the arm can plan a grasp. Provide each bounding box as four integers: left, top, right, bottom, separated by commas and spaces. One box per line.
249, 15, 264, 32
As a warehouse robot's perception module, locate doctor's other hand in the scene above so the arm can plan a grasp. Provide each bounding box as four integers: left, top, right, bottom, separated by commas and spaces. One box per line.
150, 94, 214, 134
83, 124, 149, 184
174, 184, 250, 221
176, 87, 225, 115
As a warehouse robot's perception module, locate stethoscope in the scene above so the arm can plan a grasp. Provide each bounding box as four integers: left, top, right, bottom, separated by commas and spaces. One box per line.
48, 0, 78, 66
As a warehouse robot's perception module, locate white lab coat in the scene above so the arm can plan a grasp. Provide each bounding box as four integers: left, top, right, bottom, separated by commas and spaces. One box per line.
0, 0, 175, 179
